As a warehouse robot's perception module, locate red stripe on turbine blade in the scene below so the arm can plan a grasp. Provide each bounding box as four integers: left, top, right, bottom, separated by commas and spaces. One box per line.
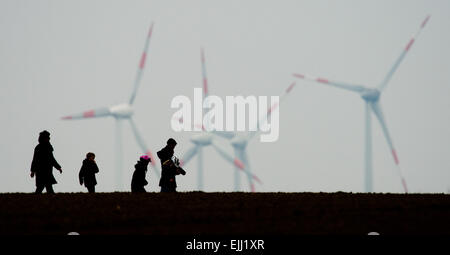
250, 183, 255, 192
253, 175, 262, 184
139, 52, 147, 69
146, 150, 156, 166
317, 78, 329, 84
286, 82, 296, 93
234, 159, 245, 169
61, 116, 72, 120
421, 15, 430, 28
83, 110, 95, 118
267, 102, 279, 114
293, 73, 305, 79
405, 38, 415, 51
402, 178, 408, 193
194, 124, 206, 131
392, 149, 399, 165
203, 78, 208, 94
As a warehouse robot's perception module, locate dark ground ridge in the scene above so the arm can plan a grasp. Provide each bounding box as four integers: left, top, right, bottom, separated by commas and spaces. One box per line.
1, 192, 450, 235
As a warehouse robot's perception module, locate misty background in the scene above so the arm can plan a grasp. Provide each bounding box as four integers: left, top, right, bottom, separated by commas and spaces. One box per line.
1, 0, 449, 193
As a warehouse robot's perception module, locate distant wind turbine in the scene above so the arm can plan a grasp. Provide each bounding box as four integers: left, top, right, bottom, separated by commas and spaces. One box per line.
179, 51, 297, 192
61, 23, 159, 191
293, 15, 431, 193
179, 48, 262, 191
218, 81, 297, 192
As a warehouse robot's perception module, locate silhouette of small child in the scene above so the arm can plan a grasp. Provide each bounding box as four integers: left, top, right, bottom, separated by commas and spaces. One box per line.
78, 152, 99, 193
131, 155, 151, 193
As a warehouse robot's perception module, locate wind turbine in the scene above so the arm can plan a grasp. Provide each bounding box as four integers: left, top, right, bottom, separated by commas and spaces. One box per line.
61, 23, 160, 191
293, 15, 431, 193
179, 48, 262, 191
219, 81, 297, 192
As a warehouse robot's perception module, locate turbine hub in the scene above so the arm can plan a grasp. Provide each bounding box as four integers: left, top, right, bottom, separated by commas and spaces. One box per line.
190, 133, 213, 146
231, 135, 248, 148
361, 89, 380, 102
110, 103, 133, 118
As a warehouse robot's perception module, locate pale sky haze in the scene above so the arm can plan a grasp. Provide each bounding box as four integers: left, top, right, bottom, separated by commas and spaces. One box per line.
1, 0, 449, 193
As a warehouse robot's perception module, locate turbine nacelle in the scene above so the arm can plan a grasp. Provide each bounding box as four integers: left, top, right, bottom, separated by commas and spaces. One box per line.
110, 103, 133, 119
190, 133, 213, 146
360, 88, 380, 102
231, 135, 248, 149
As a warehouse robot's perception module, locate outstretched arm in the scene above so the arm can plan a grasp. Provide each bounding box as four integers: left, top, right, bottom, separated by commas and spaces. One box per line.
51, 151, 62, 173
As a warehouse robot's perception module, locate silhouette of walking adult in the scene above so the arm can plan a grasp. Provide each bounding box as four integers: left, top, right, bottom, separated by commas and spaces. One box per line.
157, 138, 186, 192
30, 130, 62, 194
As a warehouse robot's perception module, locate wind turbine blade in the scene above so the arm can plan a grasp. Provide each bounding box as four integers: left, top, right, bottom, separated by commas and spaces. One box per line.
201, 48, 216, 133
195, 51, 237, 140
247, 81, 297, 141
201, 47, 209, 97
233, 149, 241, 191
129, 22, 154, 105
369, 103, 397, 164
238, 149, 258, 192
378, 15, 431, 91
293, 73, 366, 93
369, 102, 408, 193
61, 107, 111, 120
128, 118, 160, 178
128, 118, 149, 155
211, 142, 262, 184
211, 142, 244, 169
179, 145, 199, 167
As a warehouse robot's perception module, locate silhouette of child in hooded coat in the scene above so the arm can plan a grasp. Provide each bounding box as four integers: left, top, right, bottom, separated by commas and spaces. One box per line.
30, 130, 62, 194
131, 155, 151, 193
79, 152, 99, 193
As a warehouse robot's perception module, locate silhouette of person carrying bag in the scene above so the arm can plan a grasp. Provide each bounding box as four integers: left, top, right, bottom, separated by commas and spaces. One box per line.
157, 138, 186, 192
30, 130, 62, 194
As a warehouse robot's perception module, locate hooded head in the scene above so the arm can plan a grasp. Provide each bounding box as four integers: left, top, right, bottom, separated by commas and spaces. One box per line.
166, 138, 177, 150
38, 130, 50, 144
86, 152, 95, 160
140, 155, 151, 164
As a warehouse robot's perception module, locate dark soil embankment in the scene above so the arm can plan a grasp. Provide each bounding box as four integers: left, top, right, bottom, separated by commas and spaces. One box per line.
1, 192, 449, 235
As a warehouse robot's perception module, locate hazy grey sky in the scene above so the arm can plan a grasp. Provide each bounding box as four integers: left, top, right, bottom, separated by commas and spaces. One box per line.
1, 0, 449, 193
